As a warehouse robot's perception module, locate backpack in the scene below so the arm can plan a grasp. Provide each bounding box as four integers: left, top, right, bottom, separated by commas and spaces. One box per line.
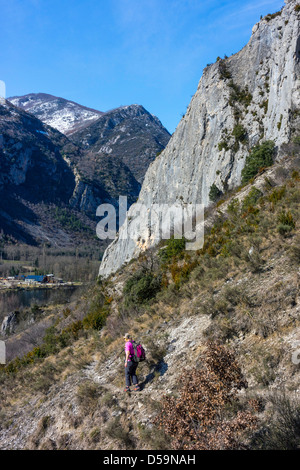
131, 341, 146, 363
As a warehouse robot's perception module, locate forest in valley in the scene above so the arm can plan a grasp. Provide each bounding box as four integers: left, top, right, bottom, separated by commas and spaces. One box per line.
0, 242, 101, 282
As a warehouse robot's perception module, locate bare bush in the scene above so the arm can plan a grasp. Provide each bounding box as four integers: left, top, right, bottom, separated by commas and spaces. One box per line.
251, 391, 300, 450
154, 342, 258, 450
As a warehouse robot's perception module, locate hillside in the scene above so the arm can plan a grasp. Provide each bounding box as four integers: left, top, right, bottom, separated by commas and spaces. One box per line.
0, 151, 299, 450
0, 100, 107, 262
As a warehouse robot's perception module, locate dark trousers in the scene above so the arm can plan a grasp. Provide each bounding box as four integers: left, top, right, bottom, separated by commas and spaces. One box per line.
125, 361, 138, 387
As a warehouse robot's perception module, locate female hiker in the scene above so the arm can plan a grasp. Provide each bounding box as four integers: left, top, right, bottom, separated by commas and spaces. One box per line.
124, 333, 140, 392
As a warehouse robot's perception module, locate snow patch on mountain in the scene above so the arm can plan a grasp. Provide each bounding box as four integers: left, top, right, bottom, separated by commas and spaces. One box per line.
8, 93, 103, 136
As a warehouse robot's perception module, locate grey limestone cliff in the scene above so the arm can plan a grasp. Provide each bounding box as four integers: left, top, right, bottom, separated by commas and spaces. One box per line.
99, 0, 300, 277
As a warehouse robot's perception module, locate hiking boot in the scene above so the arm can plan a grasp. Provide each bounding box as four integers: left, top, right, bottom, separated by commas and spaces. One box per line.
124, 386, 131, 393
133, 385, 140, 392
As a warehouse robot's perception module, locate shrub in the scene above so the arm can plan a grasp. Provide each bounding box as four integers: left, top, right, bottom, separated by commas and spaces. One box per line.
261, 99, 268, 114
264, 11, 281, 21
105, 417, 134, 449
277, 210, 296, 228
154, 342, 257, 450
42, 326, 60, 355
219, 59, 232, 80
218, 140, 230, 152
249, 347, 281, 385
252, 392, 300, 450
277, 209, 296, 238
247, 249, 265, 274
291, 170, 300, 181
229, 82, 252, 108
216, 198, 226, 207
241, 141, 275, 184
32, 363, 59, 392
169, 258, 198, 289
77, 381, 102, 413
277, 224, 293, 237
242, 187, 263, 211
268, 186, 286, 205
159, 237, 186, 263
227, 198, 240, 216
232, 124, 247, 143
83, 291, 109, 330
209, 183, 223, 202
123, 268, 162, 305
31, 305, 42, 315
82, 307, 109, 330
293, 135, 300, 145
138, 423, 171, 449
62, 320, 83, 340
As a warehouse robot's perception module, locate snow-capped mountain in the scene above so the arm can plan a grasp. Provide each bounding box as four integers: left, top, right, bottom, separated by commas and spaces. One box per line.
0, 97, 171, 247
8, 93, 103, 135
0, 99, 141, 247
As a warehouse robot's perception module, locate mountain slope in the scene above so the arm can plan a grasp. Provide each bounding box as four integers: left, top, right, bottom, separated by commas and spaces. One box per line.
0, 101, 77, 199
0, 93, 172, 247
8, 93, 103, 136
70, 104, 171, 184
8, 96, 172, 185
99, 0, 300, 278
0, 100, 139, 247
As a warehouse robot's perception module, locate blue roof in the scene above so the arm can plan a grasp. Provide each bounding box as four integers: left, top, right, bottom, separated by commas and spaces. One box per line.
26, 275, 45, 282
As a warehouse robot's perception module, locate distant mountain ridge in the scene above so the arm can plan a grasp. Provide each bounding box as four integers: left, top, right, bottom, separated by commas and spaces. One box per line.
8, 94, 171, 184
8, 93, 104, 136
0, 96, 171, 247
70, 104, 171, 183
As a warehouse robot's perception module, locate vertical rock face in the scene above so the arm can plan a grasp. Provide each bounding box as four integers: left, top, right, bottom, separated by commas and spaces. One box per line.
1, 312, 19, 336
99, 0, 300, 277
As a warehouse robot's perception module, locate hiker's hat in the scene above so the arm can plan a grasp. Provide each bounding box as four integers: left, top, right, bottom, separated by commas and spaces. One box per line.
123, 333, 131, 340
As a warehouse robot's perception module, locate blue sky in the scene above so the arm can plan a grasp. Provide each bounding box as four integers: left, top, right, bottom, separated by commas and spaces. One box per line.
0, 0, 284, 134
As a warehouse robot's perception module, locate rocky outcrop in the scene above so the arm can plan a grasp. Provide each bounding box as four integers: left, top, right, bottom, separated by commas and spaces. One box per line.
69, 153, 141, 216
1, 311, 19, 336
99, 0, 300, 277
